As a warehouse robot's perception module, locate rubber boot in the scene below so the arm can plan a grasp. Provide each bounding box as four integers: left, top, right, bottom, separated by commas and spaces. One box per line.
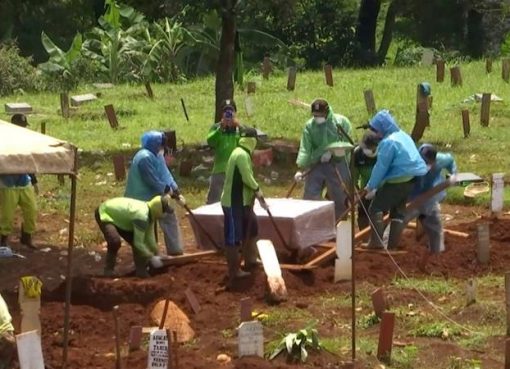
134, 256, 150, 278
225, 247, 250, 284
0, 235, 8, 246
242, 238, 259, 271
387, 218, 406, 250
20, 231, 36, 249
103, 250, 118, 277
367, 212, 385, 249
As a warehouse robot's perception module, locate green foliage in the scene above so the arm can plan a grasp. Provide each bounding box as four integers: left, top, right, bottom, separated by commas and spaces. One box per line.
391, 345, 419, 369
357, 312, 380, 329
39, 31, 83, 92
447, 357, 482, 369
269, 327, 321, 363
0, 42, 40, 96
392, 277, 452, 295
411, 322, 462, 340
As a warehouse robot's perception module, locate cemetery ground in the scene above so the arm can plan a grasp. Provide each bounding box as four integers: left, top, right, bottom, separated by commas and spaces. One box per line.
2, 60, 510, 368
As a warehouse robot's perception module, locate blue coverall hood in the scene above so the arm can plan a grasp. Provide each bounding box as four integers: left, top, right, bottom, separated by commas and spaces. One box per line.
141, 131, 164, 155
369, 110, 399, 138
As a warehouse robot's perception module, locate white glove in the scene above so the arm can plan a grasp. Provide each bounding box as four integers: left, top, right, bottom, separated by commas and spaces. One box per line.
320, 151, 332, 163
294, 171, 303, 182
176, 194, 186, 207
448, 174, 457, 185
364, 188, 377, 200
255, 188, 263, 198
258, 197, 269, 210
150, 255, 164, 268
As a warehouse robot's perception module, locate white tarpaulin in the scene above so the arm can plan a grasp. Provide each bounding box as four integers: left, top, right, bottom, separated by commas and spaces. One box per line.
0, 119, 76, 174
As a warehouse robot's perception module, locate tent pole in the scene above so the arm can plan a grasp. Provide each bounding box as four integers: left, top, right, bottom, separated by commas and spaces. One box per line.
62, 169, 77, 368
350, 156, 356, 363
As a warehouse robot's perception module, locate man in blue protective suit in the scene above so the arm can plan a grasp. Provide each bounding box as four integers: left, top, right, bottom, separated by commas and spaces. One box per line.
364, 110, 428, 249
125, 131, 186, 256
405, 144, 457, 254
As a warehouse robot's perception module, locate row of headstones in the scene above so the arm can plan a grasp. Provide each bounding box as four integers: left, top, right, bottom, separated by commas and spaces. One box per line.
436, 58, 510, 85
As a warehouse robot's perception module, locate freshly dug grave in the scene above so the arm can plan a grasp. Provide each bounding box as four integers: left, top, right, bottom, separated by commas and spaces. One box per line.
2, 215, 510, 368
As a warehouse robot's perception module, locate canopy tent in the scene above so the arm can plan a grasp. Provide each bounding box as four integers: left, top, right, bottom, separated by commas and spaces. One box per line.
0, 119, 78, 367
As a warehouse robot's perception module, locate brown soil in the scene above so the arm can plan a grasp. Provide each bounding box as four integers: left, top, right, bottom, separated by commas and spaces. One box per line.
1, 207, 509, 368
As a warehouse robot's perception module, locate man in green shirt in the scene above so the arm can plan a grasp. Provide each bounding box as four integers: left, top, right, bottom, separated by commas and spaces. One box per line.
206, 99, 241, 204
0, 293, 15, 369
95, 195, 173, 278
294, 99, 353, 220
221, 127, 267, 287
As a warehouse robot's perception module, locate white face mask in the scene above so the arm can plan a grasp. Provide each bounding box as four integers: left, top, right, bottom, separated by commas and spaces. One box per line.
362, 148, 376, 158
314, 117, 326, 124
426, 164, 433, 171
158, 149, 164, 156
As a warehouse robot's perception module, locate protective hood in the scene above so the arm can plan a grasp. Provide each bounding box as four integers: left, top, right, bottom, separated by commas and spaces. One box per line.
147, 195, 164, 219
141, 131, 164, 155
369, 110, 399, 138
238, 137, 257, 153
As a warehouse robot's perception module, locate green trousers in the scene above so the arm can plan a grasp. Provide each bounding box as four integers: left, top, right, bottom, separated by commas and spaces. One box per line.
0, 186, 37, 236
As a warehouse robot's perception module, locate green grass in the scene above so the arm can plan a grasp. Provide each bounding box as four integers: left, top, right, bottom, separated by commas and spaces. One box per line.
392, 276, 454, 295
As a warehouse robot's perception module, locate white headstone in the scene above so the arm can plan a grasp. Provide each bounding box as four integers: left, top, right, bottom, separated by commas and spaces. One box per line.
238, 321, 264, 358
421, 49, 434, 66
5, 102, 32, 114
16, 330, 45, 369
335, 221, 352, 282
491, 173, 504, 214
147, 329, 169, 369
245, 95, 255, 117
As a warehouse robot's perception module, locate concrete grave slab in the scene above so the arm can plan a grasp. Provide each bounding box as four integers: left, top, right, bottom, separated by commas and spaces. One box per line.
70, 93, 97, 106
5, 102, 32, 114
238, 321, 264, 358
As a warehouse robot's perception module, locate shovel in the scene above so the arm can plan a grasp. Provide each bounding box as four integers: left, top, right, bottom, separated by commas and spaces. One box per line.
258, 196, 293, 252
182, 203, 221, 250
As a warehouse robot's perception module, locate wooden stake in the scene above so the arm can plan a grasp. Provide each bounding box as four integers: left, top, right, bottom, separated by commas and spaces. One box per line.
180, 98, 189, 122
128, 326, 142, 351
436, 60, 445, 82
164, 130, 177, 152
184, 288, 201, 315
60, 93, 70, 119
411, 84, 429, 141
324, 64, 334, 87
503, 59, 510, 82
104, 104, 119, 129
240, 297, 252, 322
450, 66, 463, 87
480, 92, 491, 127
287, 67, 297, 91
262, 56, 271, 79
113, 306, 122, 369
506, 273, 510, 336
486, 58, 493, 74
159, 298, 170, 329
166, 329, 173, 369
466, 278, 476, 306
41, 122, 46, 135
461, 109, 470, 138
247, 81, 256, 94
58, 174, 65, 186
476, 222, 490, 265
112, 155, 126, 181
377, 312, 395, 363
172, 331, 179, 369
505, 338, 510, 369
145, 82, 154, 99
371, 288, 387, 319
363, 89, 376, 115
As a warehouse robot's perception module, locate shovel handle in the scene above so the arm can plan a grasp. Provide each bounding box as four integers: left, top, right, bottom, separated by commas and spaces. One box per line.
264, 202, 292, 251
285, 166, 316, 198
184, 204, 221, 250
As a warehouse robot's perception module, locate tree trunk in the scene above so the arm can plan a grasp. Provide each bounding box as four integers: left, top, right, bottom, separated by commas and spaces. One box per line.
355, 0, 381, 66
377, 0, 399, 65
215, 0, 237, 123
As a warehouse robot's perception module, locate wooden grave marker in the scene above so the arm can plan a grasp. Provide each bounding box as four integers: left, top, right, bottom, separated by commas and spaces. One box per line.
60, 93, 70, 118
491, 173, 505, 216
240, 297, 253, 322
70, 93, 97, 107
465, 278, 476, 306
503, 59, 510, 82
324, 64, 334, 87
18, 277, 41, 335
480, 92, 491, 127
184, 288, 201, 315
262, 56, 272, 79
476, 222, 490, 265
486, 58, 492, 74
5, 102, 32, 114
247, 81, 256, 94
238, 321, 264, 358
371, 288, 387, 319
363, 89, 377, 115
16, 330, 45, 369
128, 326, 143, 351
180, 98, 189, 122
41, 122, 46, 135
436, 60, 445, 82
461, 109, 470, 138
287, 67, 297, 91
506, 338, 510, 369
377, 312, 395, 363
256, 239, 288, 302
112, 155, 126, 181
145, 82, 154, 99
164, 130, 177, 152
506, 273, 510, 336
104, 104, 119, 129
113, 306, 122, 369
147, 329, 171, 369
411, 84, 429, 141
450, 66, 463, 87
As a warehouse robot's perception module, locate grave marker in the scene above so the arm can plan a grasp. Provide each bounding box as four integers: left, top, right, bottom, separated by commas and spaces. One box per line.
324, 64, 334, 86
238, 321, 264, 358
18, 277, 41, 335
104, 104, 119, 129
245, 95, 255, 117
262, 56, 271, 79
145, 82, 154, 99
247, 82, 256, 94
377, 312, 395, 363
461, 109, 470, 138
256, 240, 288, 302
180, 98, 189, 122
70, 93, 97, 107
421, 49, 434, 65
287, 67, 297, 91
147, 329, 170, 369
505, 338, 510, 369
436, 60, 445, 82
16, 330, 45, 369
506, 273, 510, 336
112, 155, 126, 181
164, 130, 177, 152
335, 220, 352, 282
503, 59, 510, 82
184, 288, 201, 315
5, 102, 32, 114
60, 93, 70, 118
450, 66, 463, 86
491, 173, 505, 216
363, 90, 376, 115
486, 58, 492, 74
113, 306, 122, 369
240, 297, 252, 322
41, 122, 46, 135
465, 278, 476, 306
411, 84, 429, 142
480, 92, 491, 127
476, 222, 490, 265
128, 326, 143, 351
58, 174, 65, 186
371, 288, 387, 318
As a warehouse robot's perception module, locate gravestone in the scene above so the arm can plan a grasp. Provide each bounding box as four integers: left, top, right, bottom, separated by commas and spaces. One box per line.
334, 220, 352, 282
287, 67, 297, 91
491, 173, 505, 215
104, 104, 119, 129
461, 109, 470, 138
363, 90, 376, 115
184, 288, 201, 315
240, 297, 252, 322
480, 93, 491, 127
16, 330, 45, 369
128, 326, 143, 351
324, 64, 333, 86
5, 102, 32, 114
421, 49, 434, 66
147, 329, 170, 369
476, 223, 490, 265
436, 60, 445, 82
262, 56, 272, 79
238, 321, 264, 358
70, 93, 97, 107
245, 95, 255, 117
